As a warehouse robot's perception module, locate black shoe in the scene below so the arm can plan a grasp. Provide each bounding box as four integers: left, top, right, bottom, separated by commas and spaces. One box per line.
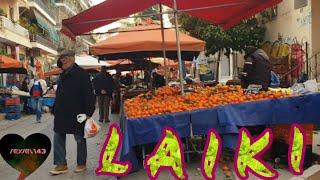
99, 119, 103, 122
105, 119, 110, 123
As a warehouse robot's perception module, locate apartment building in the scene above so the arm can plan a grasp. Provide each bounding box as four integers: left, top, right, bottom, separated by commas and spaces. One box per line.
55, 0, 95, 54
0, 0, 94, 86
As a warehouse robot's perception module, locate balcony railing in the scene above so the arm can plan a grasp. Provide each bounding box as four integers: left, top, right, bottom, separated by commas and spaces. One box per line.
30, 33, 58, 50
0, 16, 29, 38
79, 0, 91, 10
55, 0, 79, 14
30, 0, 56, 21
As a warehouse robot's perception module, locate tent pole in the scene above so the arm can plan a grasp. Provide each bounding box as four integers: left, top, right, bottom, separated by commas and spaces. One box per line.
159, 3, 168, 85
173, 0, 185, 95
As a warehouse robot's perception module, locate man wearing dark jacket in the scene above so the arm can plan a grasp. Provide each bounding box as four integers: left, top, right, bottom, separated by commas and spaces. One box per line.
50, 50, 95, 175
93, 66, 115, 123
240, 47, 271, 91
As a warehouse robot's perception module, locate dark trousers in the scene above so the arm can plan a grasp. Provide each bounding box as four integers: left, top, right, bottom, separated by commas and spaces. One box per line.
97, 95, 111, 121
53, 133, 87, 165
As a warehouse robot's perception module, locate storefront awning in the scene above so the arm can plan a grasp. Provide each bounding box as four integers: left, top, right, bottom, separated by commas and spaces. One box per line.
61, 0, 282, 39
33, 11, 59, 43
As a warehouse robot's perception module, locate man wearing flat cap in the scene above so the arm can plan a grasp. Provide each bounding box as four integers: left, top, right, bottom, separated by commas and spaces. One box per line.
50, 50, 96, 175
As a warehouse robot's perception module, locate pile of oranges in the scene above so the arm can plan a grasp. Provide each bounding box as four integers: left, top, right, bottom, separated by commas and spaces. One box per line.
124, 85, 292, 119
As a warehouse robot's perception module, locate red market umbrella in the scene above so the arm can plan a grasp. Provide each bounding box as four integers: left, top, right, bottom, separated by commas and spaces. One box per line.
61, 0, 282, 95
61, 0, 282, 38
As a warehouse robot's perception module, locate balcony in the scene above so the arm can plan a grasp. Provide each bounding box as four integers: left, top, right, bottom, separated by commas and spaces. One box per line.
30, 34, 58, 55
79, 0, 91, 10
0, 16, 31, 48
0, 16, 29, 38
55, 0, 79, 15
29, 0, 56, 25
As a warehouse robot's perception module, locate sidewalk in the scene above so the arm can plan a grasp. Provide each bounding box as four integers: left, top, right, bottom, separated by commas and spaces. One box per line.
0, 112, 117, 180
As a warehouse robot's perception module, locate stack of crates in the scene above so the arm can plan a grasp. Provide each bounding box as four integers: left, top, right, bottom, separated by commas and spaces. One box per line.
5, 97, 21, 120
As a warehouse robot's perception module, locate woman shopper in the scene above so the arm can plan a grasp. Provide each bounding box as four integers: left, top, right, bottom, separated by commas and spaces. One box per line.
28, 74, 47, 123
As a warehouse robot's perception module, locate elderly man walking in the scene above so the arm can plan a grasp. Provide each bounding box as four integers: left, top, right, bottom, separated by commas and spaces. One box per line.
50, 50, 95, 175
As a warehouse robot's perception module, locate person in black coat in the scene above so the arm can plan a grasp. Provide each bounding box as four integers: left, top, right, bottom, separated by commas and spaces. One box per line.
93, 66, 115, 123
152, 71, 166, 88
50, 50, 95, 175
240, 47, 271, 91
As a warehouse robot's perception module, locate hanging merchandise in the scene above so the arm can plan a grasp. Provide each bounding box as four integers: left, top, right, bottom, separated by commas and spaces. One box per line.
278, 43, 290, 58
270, 41, 280, 59
291, 38, 305, 78
261, 41, 272, 57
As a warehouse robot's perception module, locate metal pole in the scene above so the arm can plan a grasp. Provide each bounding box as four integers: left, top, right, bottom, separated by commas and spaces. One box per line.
315, 54, 318, 81
173, 0, 185, 95
159, 3, 168, 85
306, 42, 309, 79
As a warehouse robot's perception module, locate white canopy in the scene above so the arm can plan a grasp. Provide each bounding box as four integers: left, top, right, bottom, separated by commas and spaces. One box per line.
52, 55, 111, 69
75, 55, 111, 69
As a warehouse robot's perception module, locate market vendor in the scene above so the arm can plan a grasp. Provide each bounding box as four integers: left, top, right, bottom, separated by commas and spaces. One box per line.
152, 71, 165, 88
240, 47, 271, 91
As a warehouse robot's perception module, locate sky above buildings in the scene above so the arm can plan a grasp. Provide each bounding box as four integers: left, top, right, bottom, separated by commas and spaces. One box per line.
92, 0, 104, 5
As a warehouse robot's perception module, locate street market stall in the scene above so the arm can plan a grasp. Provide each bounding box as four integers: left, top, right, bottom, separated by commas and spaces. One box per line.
120, 85, 320, 172
0, 55, 28, 120
58, 0, 306, 175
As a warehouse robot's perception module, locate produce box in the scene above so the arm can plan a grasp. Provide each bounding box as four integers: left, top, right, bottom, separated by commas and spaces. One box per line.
5, 97, 20, 106
5, 112, 21, 121
4, 105, 21, 113
272, 124, 314, 145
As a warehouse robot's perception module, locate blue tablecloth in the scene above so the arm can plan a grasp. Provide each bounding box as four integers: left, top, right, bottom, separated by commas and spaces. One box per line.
120, 93, 320, 173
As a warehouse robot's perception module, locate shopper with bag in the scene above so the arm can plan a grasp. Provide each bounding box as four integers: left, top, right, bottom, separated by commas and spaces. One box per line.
28, 74, 47, 123
50, 50, 96, 175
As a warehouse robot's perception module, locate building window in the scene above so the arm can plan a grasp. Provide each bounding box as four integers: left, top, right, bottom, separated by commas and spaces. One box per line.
294, 0, 308, 9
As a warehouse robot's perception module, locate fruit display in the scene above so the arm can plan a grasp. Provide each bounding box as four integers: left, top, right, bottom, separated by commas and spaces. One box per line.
124, 85, 293, 119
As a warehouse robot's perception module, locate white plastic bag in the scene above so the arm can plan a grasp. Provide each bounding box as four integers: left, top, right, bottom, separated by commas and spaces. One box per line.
303, 80, 318, 92
84, 118, 100, 138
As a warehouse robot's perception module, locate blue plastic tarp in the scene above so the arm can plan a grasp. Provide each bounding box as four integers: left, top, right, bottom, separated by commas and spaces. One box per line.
120, 93, 320, 173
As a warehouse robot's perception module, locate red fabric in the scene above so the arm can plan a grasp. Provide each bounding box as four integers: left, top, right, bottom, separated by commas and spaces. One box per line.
62, 0, 282, 38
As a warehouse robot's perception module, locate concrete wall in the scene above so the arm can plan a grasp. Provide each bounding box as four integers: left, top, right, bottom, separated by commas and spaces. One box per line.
264, 0, 312, 47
